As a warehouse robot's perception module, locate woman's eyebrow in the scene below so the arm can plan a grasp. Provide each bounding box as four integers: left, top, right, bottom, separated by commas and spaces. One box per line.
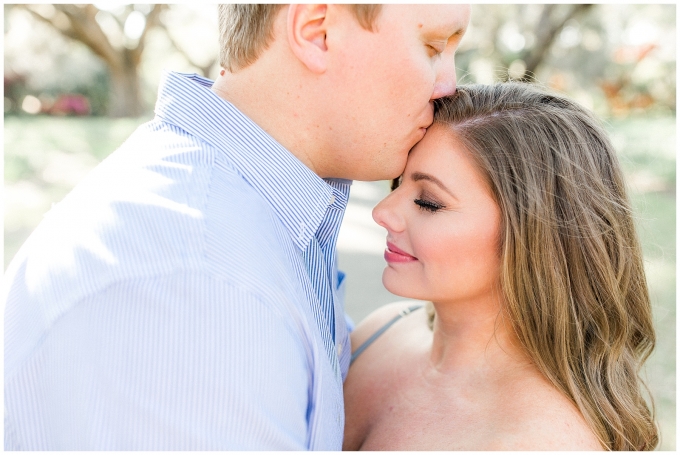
410, 172, 458, 200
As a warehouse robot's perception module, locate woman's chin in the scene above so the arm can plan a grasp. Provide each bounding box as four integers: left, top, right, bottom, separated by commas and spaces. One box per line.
382, 272, 420, 300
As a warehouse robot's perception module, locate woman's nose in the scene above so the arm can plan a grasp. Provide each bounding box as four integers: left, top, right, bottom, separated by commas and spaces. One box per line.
372, 192, 405, 234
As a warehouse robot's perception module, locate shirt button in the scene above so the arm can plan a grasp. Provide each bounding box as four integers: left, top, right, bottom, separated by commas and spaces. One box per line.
329, 195, 335, 205
337, 342, 343, 356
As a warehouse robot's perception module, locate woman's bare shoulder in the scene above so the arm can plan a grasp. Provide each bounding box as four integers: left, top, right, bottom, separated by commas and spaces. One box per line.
501, 409, 603, 450
493, 376, 603, 450
350, 300, 427, 353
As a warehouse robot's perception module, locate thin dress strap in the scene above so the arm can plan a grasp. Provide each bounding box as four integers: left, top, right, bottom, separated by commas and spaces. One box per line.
350, 305, 424, 365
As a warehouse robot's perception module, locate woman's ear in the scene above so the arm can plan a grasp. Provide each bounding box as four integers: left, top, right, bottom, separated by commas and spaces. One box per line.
287, 4, 329, 74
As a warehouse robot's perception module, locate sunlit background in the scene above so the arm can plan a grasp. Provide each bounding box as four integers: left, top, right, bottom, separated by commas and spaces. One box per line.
4, 4, 676, 450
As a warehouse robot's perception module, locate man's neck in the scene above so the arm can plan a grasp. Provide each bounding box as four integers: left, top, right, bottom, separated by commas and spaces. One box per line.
211, 58, 328, 178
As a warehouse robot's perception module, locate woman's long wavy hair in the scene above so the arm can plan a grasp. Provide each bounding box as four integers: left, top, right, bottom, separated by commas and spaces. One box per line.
426, 83, 657, 450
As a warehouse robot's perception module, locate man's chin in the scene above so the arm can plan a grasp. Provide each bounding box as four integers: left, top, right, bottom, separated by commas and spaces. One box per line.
376, 164, 408, 182
339, 152, 408, 182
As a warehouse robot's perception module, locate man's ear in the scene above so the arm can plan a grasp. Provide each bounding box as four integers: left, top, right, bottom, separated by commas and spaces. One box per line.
287, 4, 329, 74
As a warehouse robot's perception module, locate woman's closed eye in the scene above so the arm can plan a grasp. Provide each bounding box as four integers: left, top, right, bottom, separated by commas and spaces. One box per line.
414, 198, 445, 213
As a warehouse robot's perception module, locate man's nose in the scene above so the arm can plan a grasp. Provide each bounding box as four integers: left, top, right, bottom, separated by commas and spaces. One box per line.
430, 55, 458, 100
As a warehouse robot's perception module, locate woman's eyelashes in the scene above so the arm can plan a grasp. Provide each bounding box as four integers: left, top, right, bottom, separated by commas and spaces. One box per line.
414, 197, 445, 213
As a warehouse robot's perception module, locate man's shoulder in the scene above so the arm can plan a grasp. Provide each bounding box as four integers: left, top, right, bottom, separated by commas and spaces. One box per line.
6, 112, 307, 318
200, 169, 300, 283
9, 117, 296, 303
113, 126, 302, 291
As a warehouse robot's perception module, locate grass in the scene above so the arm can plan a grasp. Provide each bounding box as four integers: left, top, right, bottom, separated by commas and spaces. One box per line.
4, 113, 676, 450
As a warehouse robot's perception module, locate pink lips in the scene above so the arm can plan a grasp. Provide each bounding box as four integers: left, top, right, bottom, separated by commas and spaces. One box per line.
384, 242, 418, 263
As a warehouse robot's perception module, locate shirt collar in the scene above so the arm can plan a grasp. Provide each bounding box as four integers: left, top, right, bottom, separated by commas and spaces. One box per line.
154, 71, 351, 250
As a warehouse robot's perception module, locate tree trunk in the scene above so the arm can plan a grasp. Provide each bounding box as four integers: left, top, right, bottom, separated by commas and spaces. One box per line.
20, 4, 168, 117
108, 51, 142, 118
520, 4, 595, 82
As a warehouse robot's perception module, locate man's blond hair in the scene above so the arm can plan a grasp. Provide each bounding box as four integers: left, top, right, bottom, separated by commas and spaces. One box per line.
218, 5, 382, 72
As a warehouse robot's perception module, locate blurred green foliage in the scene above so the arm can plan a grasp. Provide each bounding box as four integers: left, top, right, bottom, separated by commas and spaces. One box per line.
4, 4, 675, 118
605, 116, 676, 451
607, 116, 676, 193
456, 4, 675, 118
4, 4, 218, 116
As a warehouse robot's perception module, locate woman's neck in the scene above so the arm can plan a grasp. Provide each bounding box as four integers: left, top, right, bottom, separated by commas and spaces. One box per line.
425, 293, 533, 382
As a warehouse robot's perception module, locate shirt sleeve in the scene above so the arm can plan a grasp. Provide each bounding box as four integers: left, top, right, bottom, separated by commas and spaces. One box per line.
5, 270, 312, 450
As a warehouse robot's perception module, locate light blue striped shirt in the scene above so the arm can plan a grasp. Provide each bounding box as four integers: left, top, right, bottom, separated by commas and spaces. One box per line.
4, 71, 352, 450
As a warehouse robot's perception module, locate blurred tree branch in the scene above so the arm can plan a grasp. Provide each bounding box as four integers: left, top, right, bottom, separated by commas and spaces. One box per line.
26, 5, 118, 68
20, 4, 166, 117
519, 4, 594, 82
159, 25, 217, 77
